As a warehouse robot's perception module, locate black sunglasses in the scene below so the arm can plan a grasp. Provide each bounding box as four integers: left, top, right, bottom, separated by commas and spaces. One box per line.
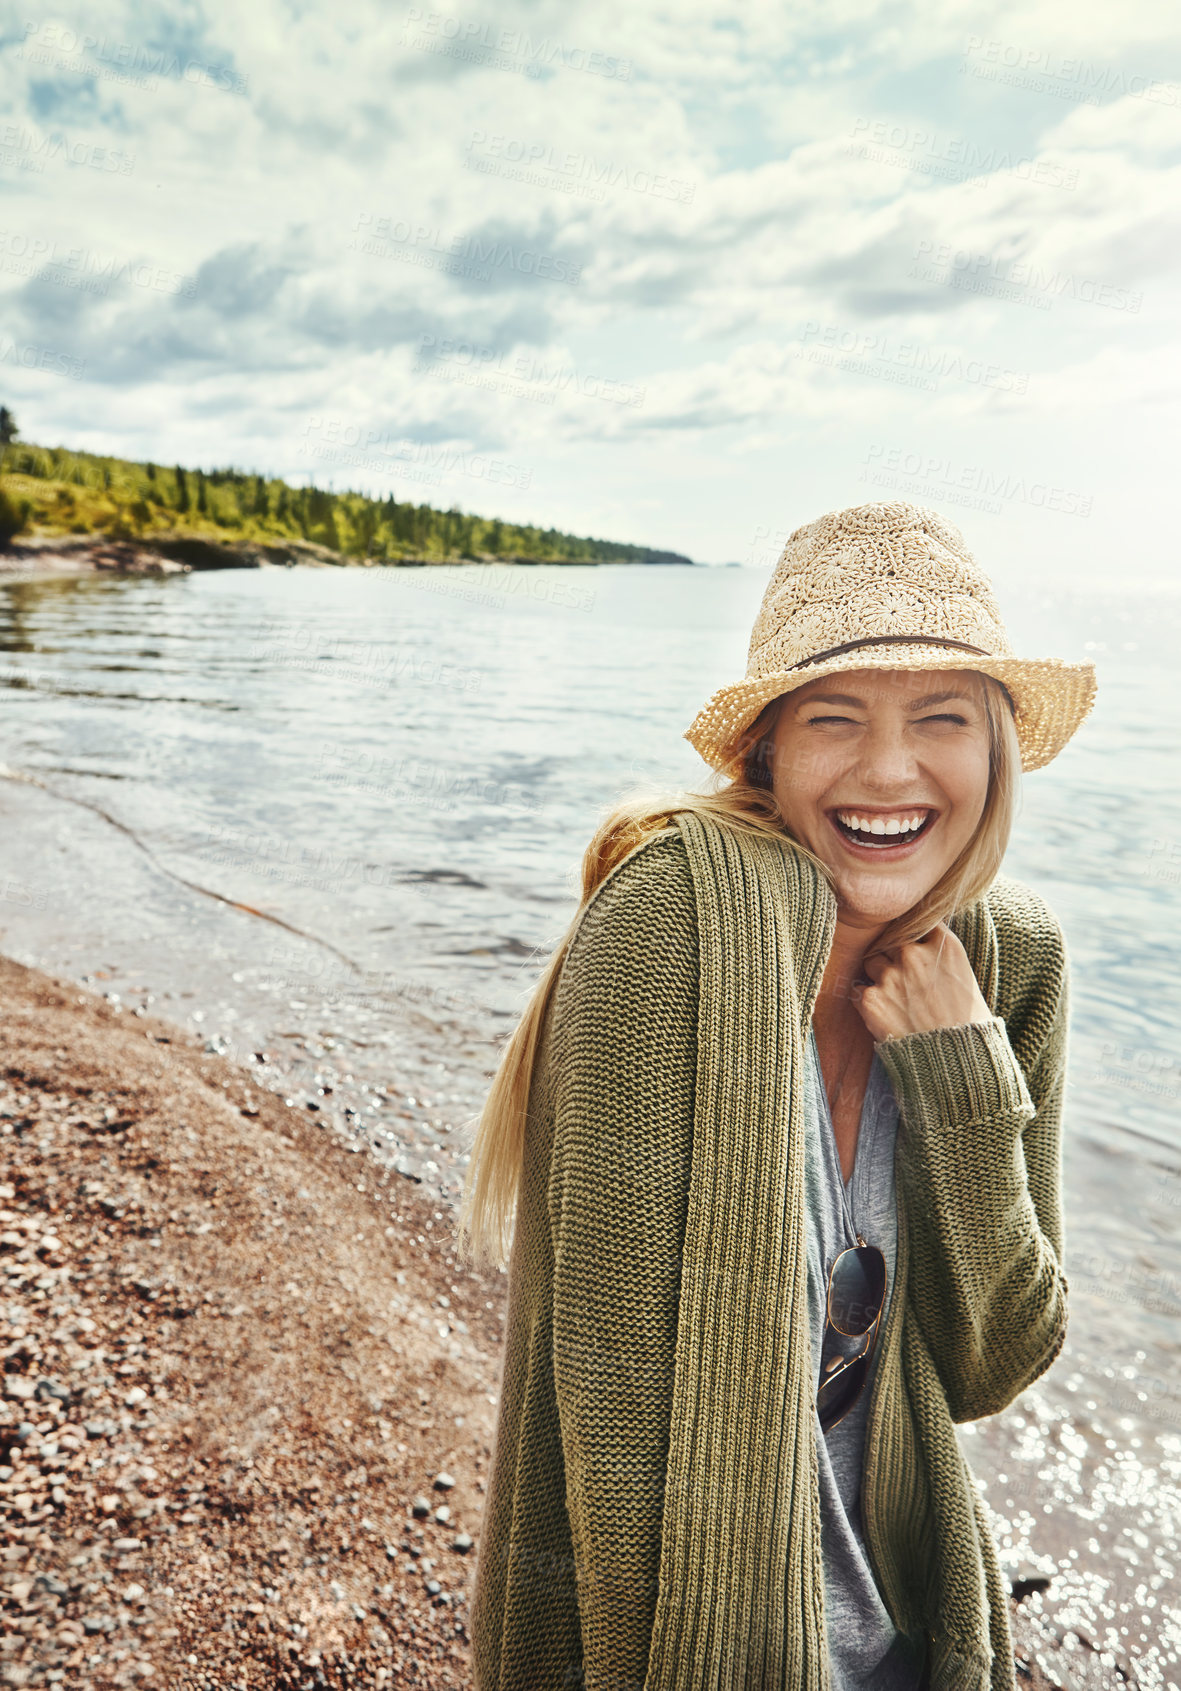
816, 1239, 887, 1434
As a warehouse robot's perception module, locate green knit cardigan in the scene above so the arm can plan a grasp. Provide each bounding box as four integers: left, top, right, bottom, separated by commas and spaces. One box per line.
471, 810, 1070, 1691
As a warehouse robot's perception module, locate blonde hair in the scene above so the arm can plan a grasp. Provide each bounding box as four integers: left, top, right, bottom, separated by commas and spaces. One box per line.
454, 671, 1021, 1270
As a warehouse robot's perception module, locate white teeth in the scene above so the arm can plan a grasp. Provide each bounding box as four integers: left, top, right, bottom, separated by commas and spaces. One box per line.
836, 809, 930, 839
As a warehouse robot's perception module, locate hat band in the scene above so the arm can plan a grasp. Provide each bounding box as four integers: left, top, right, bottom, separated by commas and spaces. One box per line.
787, 633, 990, 672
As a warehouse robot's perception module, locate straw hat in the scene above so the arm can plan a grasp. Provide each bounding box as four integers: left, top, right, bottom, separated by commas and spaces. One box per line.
685, 501, 1097, 776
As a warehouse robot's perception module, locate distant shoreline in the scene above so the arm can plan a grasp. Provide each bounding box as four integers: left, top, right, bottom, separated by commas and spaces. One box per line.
0, 532, 693, 577
0, 436, 695, 571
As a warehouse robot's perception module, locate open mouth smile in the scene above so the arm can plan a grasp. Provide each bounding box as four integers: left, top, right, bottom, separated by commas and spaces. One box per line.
825, 806, 939, 858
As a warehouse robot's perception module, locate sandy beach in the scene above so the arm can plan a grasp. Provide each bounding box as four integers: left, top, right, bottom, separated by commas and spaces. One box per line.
0, 952, 503, 1688
0, 951, 1134, 1687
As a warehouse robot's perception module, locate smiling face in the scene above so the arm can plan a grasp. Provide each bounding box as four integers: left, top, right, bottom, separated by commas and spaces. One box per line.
768, 667, 993, 929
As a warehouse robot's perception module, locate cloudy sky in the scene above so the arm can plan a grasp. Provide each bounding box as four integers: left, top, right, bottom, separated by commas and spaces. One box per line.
1, 0, 1178, 576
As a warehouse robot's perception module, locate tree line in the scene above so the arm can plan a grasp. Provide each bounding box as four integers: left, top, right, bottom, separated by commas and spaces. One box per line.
0, 420, 690, 565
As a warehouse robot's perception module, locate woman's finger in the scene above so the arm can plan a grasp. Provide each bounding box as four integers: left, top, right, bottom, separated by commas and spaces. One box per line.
861, 949, 896, 983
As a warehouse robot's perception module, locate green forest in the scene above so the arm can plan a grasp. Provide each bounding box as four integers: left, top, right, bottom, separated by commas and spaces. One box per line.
0, 417, 690, 566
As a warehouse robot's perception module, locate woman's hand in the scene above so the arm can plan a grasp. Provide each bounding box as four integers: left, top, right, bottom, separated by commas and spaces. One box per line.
849, 921, 994, 1042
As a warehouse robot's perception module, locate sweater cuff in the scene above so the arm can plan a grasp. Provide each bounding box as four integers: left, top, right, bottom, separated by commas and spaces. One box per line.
874, 1016, 1035, 1132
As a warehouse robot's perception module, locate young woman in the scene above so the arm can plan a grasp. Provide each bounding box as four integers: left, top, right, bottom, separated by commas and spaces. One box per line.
457, 501, 1097, 1691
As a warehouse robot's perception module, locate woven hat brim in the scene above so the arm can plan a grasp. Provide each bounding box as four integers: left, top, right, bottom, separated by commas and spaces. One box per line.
684, 646, 1098, 777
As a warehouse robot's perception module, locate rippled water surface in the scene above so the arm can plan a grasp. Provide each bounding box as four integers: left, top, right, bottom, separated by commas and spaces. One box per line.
1, 562, 1178, 1683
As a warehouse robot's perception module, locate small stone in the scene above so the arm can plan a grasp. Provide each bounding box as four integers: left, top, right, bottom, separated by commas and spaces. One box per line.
1011, 1572, 1052, 1604
410, 1495, 432, 1518
384, 1543, 398, 1560
4, 1377, 36, 1401
452, 1533, 474, 1554
433, 1505, 451, 1524
112, 1538, 142, 1552
425, 1579, 442, 1596
433, 1471, 455, 1491
123, 1387, 147, 1407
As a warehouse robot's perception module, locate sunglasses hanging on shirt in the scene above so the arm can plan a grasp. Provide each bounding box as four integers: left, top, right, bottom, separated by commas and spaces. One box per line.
817, 1238, 887, 1434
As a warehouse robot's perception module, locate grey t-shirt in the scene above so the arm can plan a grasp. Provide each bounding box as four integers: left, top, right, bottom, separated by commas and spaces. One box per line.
802, 1026, 926, 1691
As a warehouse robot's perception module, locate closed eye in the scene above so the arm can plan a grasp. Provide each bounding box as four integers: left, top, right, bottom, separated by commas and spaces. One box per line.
805, 713, 967, 727
804, 713, 970, 726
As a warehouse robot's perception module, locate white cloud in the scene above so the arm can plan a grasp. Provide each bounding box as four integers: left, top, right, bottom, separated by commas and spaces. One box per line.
2, 0, 1178, 564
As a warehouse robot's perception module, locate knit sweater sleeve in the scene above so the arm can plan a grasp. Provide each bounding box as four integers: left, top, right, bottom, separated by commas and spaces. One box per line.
873, 892, 1070, 1425
545, 831, 699, 1686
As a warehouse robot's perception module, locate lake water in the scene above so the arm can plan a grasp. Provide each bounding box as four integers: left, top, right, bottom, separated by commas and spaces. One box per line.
1, 561, 1178, 1683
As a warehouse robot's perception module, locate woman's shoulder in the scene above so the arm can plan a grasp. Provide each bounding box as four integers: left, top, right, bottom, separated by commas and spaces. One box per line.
542, 827, 700, 1074
984, 873, 1068, 960
574, 823, 696, 931
559, 826, 699, 992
